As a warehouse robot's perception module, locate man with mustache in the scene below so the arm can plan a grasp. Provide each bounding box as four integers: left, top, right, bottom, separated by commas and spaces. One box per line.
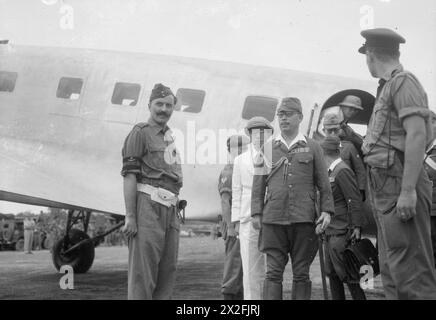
251, 97, 334, 300
121, 83, 183, 299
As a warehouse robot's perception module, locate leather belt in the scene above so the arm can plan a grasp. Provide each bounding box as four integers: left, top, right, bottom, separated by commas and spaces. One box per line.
137, 183, 177, 207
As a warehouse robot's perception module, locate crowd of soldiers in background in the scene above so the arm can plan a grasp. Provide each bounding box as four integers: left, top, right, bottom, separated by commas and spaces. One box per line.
0, 208, 127, 251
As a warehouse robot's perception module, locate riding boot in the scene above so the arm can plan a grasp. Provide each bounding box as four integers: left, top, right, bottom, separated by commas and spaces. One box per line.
329, 275, 346, 300
292, 281, 312, 300
263, 280, 282, 300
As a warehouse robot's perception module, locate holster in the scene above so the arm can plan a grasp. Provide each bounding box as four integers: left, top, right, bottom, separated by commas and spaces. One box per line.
176, 200, 187, 224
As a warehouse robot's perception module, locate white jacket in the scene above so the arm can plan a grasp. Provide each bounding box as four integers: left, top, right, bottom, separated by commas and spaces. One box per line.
231, 145, 257, 224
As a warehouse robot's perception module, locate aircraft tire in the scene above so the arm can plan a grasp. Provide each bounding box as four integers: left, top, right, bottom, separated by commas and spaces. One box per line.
52, 229, 95, 273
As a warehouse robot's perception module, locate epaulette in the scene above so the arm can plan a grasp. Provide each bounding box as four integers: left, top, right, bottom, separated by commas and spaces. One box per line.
134, 122, 149, 129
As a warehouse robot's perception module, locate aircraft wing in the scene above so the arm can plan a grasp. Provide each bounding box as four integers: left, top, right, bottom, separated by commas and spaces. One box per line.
0, 136, 125, 215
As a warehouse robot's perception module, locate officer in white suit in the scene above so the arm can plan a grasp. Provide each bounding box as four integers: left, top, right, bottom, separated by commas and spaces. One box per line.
232, 116, 274, 300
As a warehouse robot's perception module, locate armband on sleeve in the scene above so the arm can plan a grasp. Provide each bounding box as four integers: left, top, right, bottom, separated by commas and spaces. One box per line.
121, 156, 142, 177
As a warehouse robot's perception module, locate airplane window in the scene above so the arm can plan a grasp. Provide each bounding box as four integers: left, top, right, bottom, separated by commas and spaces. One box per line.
0, 71, 18, 92
56, 77, 83, 100
242, 96, 278, 122
111, 82, 141, 106
175, 88, 205, 113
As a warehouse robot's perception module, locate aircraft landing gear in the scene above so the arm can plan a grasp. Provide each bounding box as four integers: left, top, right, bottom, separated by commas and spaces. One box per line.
51, 209, 124, 273
52, 228, 95, 273
52, 210, 94, 273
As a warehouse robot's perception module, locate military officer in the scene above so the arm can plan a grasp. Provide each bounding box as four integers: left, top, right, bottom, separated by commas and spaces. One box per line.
251, 97, 335, 300
121, 83, 183, 300
232, 117, 273, 300
219, 134, 250, 300
360, 28, 436, 299
321, 136, 366, 300
323, 113, 367, 200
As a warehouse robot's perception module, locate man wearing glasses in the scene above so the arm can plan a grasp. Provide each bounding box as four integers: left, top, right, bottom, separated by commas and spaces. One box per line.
323, 113, 367, 201
251, 97, 334, 300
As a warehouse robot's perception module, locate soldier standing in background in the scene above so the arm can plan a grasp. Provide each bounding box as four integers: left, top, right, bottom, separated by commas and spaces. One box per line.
321, 136, 366, 300
218, 134, 249, 300
323, 113, 367, 200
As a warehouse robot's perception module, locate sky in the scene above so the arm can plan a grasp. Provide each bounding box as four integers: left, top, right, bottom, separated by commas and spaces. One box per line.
1, 0, 435, 213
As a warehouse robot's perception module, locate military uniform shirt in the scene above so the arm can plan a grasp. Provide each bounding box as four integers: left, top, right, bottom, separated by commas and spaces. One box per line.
218, 164, 234, 240
362, 64, 432, 168
340, 140, 367, 191
326, 159, 363, 235
251, 134, 334, 224
121, 120, 183, 195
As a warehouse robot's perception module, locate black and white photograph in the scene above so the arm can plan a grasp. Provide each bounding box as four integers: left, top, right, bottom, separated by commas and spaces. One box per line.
0, 0, 435, 305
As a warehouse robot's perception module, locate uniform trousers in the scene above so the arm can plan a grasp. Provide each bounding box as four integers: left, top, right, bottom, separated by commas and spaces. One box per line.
128, 193, 180, 300
260, 223, 318, 286
368, 167, 436, 299
24, 230, 34, 253
222, 236, 244, 297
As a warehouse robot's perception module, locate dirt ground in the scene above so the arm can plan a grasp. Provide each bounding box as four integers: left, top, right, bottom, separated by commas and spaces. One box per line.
0, 236, 385, 300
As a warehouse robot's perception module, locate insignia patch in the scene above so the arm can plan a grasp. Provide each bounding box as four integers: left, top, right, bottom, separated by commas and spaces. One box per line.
290, 147, 310, 154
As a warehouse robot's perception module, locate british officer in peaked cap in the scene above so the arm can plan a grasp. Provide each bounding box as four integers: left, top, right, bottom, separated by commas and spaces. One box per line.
359, 28, 436, 299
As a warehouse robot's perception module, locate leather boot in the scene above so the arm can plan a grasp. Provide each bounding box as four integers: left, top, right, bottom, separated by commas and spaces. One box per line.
329, 276, 346, 300
347, 283, 367, 300
263, 280, 282, 300
292, 281, 312, 300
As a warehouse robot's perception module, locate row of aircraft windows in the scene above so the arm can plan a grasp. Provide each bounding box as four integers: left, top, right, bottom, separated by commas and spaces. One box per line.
0, 71, 278, 121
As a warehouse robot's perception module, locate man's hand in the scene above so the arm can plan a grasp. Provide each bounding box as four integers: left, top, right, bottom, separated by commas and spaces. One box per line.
315, 212, 331, 235
396, 189, 417, 222
122, 217, 137, 238
350, 227, 361, 241
227, 222, 239, 237
252, 215, 261, 230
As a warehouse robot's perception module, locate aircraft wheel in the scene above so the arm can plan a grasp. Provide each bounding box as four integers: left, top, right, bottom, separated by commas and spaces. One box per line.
15, 238, 24, 251
52, 229, 95, 273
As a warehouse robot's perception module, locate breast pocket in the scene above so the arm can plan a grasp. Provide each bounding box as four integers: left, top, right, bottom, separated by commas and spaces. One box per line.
148, 145, 170, 169
295, 153, 313, 175
371, 101, 390, 138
